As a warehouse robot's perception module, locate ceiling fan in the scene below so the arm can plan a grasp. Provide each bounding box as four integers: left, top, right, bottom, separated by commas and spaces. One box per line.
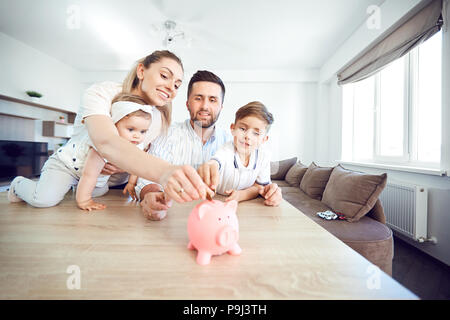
151, 19, 191, 48
146, 1, 236, 53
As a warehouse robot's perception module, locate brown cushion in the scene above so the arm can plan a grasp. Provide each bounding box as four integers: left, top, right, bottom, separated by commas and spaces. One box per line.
299, 162, 334, 200
285, 162, 308, 187
322, 165, 387, 222
270, 157, 297, 180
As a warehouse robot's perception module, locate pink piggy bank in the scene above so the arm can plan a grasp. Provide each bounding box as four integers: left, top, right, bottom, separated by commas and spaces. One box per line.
187, 200, 242, 265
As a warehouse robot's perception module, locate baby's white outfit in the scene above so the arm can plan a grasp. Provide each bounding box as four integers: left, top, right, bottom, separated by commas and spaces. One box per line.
11, 82, 162, 208
211, 141, 272, 196
54, 100, 160, 187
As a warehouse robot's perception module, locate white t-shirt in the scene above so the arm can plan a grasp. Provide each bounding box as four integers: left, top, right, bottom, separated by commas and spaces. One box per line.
54, 119, 149, 187
211, 141, 272, 196
73, 81, 162, 148
53, 81, 161, 187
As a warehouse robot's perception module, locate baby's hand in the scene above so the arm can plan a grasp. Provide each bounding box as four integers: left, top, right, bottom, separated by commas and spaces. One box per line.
77, 199, 107, 212
123, 182, 138, 201
225, 189, 241, 202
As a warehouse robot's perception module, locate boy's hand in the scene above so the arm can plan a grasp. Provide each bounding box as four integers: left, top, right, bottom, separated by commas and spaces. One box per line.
225, 189, 241, 202
77, 198, 107, 212
258, 183, 282, 207
123, 182, 137, 200
197, 160, 220, 191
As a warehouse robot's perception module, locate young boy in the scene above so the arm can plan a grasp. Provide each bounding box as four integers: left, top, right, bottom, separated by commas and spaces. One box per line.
199, 101, 282, 206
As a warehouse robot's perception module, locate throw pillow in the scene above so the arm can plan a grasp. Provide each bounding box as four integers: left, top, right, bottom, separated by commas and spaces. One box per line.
270, 157, 297, 180
322, 165, 387, 222
285, 161, 308, 187
299, 162, 334, 200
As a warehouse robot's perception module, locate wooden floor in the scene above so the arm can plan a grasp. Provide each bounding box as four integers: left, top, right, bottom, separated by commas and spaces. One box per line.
392, 236, 450, 300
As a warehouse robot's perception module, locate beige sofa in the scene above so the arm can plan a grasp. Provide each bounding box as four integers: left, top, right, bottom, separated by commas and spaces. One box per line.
271, 158, 393, 276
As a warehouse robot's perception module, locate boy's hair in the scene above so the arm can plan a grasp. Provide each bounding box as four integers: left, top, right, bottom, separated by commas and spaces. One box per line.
235, 101, 274, 132
187, 70, 225, 103
111, 92, 169, 133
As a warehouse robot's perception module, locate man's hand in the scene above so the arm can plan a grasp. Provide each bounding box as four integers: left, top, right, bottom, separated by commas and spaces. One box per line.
101, 163, 124, 175
197, 160, 220, 190
258, 183, 282, 206
140, 191, 172, 221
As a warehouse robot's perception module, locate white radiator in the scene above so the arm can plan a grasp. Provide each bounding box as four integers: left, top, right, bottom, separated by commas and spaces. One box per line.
379, 182, 428, 242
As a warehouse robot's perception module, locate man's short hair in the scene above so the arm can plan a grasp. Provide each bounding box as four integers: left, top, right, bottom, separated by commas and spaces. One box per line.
187, 70, 225, 103
235, 101, 274, 132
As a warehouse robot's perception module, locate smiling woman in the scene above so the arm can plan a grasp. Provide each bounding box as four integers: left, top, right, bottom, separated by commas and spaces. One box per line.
81, 50, 209, 203
122, 51, 184, 133
8, 50, 211, 209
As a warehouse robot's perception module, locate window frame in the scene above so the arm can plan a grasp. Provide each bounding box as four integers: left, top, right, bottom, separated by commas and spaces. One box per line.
343, 32, 442, 170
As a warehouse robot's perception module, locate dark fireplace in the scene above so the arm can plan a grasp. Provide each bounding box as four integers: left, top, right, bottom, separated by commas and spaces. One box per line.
0, 140, 48, 183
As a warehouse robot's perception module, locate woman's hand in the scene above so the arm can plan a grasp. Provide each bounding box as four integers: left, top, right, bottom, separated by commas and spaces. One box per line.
159, 165, 209, 203
101, 163, 124, 175
258, 183, 282, 206
77, 198, 107, 212
123, 182, 138, 200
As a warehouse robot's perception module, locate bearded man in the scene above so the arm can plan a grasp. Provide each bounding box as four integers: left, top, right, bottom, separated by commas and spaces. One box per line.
136, 70, 231, 219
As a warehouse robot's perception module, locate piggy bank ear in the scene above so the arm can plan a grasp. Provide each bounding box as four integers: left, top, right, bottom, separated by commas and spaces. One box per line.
197, 202, 213, 220
225, 200, 238, 213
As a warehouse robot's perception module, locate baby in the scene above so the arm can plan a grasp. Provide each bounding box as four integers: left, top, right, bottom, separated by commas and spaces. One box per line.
201, 101, 282, 206
8, 93, 161, 211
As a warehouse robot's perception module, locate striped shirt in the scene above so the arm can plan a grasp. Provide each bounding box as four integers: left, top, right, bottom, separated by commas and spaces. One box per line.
135, 119, 232, 199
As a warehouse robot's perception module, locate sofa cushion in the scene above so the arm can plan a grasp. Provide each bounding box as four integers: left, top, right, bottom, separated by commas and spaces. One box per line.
270, 157, 297, 180
299, 162, 334, 200
279, 186, 303, 194
285, 162, 308, 187
283, 189, 393, 275
322, 165, 387, 222
271, 180, 290, 188
284, 190, 331, 214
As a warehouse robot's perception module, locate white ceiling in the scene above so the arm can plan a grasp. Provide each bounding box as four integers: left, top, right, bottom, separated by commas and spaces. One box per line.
0, 0, 384, 72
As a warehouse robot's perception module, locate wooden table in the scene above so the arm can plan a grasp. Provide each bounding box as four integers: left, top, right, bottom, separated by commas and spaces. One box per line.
0, 190, 417, 299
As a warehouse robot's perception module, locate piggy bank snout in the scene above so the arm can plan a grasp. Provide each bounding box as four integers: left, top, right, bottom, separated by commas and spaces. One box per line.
216, 225, 238, 247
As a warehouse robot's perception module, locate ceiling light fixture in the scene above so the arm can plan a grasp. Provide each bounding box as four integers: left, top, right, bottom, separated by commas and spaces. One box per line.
162, 20, 185, 47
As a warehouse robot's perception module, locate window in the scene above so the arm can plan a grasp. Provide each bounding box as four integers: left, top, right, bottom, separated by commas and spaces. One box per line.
342, 31, 442, 169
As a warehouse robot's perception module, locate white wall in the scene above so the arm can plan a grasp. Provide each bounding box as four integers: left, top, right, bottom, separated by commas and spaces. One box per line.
213, 82, 318, 162
0, 32, 81, 113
